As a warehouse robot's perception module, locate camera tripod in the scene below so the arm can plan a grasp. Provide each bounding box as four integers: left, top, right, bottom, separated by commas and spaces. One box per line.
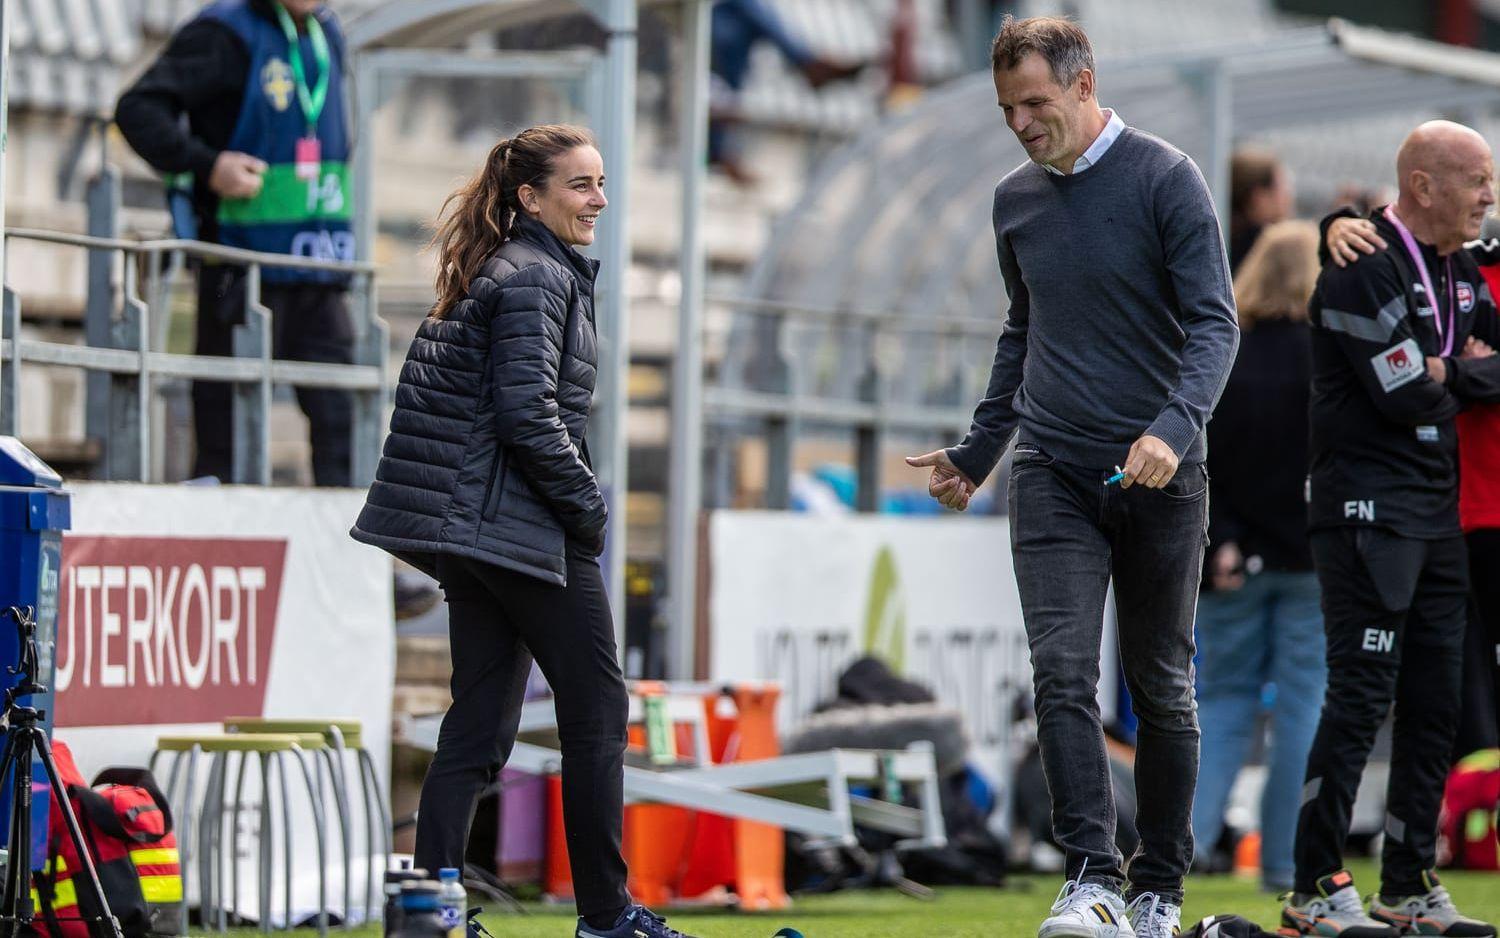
0, 605, 121, 938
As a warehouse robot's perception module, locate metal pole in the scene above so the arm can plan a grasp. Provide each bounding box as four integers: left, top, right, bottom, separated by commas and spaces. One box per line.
0, 0, 9, 429
666, 0, 711, 681
349, 56, 384, 488
1, 290, 18, 436
86, 164, 122, 475
352, 57, 379, 268
1203, 59, 1233, 235
0, 0, 8, 298
854, 322, 882, 512
232, 264, 273, 486
956, 0, 992, 72
590, 0, 638, 639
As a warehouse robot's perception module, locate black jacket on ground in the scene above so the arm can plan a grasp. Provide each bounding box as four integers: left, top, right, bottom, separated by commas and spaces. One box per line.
1206, 316, 1313, 575
1309, 208, 1500, 538
351, 215, 606, 586
114, 0, 286, 243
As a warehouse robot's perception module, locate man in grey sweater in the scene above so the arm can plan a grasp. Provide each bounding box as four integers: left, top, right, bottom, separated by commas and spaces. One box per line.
908, 17, 1238, 938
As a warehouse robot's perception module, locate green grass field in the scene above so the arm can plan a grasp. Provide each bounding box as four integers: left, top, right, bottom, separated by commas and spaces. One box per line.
224, 860, 1500, 937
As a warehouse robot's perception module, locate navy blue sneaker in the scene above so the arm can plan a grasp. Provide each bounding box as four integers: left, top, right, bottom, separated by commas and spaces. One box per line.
466, 907, 495, 938
576, 905, 700, 938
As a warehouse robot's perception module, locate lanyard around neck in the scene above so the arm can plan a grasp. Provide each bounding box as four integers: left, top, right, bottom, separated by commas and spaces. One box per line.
272, 3, 331, 133
1383, 205, 1456, 357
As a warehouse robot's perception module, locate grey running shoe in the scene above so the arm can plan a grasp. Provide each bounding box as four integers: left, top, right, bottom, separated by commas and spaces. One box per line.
1280, 870, 1399, 938
1368, 871, 1496, 937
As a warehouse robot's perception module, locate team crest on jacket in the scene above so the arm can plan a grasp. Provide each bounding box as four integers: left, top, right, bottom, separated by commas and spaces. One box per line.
262, 58, 294, 112
1457, 281, 1475, 312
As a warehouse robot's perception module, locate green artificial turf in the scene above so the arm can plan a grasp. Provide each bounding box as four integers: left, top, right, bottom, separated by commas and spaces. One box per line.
217, 859, 1500, 937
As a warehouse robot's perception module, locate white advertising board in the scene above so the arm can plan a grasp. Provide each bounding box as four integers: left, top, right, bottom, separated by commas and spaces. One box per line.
51, 483, 393, 924
707, 511, 1035, 791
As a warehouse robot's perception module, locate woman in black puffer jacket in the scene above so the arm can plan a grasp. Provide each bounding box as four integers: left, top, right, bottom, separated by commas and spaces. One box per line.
352, 125, 694, 938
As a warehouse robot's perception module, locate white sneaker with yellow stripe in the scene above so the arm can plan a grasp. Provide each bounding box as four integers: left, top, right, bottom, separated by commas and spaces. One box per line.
1039, 875, 1136, 938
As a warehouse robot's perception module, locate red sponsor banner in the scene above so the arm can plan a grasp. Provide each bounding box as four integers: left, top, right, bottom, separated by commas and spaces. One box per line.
54, 536, 287, 727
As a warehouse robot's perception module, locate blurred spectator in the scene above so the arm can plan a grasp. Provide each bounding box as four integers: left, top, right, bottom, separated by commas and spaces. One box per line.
1191, 220, 1325, 893
1229, 147, 1294, 273
710, 0, 863, 184
116, 0, 355, 486
1329, 182, 1393, 219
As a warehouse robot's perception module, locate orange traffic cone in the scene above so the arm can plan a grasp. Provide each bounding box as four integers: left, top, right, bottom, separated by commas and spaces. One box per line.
1233, 830, 1262, 880
727, 685, 790, 910
543, 776, 573, 901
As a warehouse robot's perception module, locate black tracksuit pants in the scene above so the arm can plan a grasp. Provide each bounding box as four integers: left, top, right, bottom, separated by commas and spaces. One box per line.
1294, 527, 1469, 896
414, 550, 630, 920
193, 267, 354, 486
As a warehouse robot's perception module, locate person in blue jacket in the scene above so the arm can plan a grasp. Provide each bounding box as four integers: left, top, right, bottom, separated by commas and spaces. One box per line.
117, 0, 355, 486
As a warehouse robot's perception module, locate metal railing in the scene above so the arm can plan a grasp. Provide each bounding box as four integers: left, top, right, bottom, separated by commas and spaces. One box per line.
0, 227, 388, 486
704, 294, 1000, 511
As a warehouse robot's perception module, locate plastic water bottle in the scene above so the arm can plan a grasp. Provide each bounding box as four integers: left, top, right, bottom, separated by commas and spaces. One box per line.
382, 863, 428, 938
397, 882, 448, 938
437, 868, 466, 937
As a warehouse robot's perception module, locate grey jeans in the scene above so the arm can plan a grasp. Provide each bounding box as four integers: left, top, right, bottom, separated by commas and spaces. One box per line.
1009, 443, 1207, 903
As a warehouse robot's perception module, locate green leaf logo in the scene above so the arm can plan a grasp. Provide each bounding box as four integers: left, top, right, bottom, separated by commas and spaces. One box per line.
863, 545, 906, 670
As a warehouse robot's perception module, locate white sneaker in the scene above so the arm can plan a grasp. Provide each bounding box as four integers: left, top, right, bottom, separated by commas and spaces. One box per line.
1039, 875, 1135, 938
1127, 893, 1182, 938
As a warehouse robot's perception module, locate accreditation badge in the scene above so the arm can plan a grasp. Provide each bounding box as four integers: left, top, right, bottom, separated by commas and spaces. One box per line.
295, 136, 322, 181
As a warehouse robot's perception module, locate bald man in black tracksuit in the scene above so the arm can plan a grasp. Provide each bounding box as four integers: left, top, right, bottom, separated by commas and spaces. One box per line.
1282, 121, 1499, 938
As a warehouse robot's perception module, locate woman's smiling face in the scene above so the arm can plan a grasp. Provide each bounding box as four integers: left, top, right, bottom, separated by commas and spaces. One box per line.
518, 146, 608, 247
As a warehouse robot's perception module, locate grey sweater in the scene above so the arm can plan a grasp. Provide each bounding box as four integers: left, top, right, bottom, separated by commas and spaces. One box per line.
948, 127, 1239, 483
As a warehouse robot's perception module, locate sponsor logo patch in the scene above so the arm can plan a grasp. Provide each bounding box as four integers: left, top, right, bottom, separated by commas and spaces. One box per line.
1371, 338, 1424, 392
1458, 281, 1475, 312
1416, 425, 1439, 442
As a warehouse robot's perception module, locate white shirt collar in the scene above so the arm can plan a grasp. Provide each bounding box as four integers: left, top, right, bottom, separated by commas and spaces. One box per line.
1041, 108, 1124, 176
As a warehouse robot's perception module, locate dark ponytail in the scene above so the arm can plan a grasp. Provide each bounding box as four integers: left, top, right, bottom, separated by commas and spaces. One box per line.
429, 123, 597, 319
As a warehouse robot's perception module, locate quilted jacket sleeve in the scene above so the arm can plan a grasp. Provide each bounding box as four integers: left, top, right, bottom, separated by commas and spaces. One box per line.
488, 263, 608, 542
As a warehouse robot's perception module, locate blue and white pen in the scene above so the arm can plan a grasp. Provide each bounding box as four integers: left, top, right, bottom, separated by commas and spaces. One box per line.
1105, 465, 1127, 486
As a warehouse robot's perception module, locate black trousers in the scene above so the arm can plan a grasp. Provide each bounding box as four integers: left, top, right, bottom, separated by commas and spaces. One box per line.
414, 551, 630, 919
1294, 527, 1469, 896
1008, 450, 1205, 903
193, 267, 354, 486
1454, 528, 1500, 755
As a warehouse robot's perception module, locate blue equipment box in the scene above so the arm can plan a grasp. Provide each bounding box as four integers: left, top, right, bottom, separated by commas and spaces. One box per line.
0, 437, 70, 869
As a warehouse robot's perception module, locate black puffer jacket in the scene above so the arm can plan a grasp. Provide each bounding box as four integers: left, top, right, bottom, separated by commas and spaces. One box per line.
351, 214, 605, 586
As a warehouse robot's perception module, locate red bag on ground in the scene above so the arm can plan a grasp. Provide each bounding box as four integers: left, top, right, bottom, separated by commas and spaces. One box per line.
1438, 748, 1500, 871
30, 740, 183, 937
